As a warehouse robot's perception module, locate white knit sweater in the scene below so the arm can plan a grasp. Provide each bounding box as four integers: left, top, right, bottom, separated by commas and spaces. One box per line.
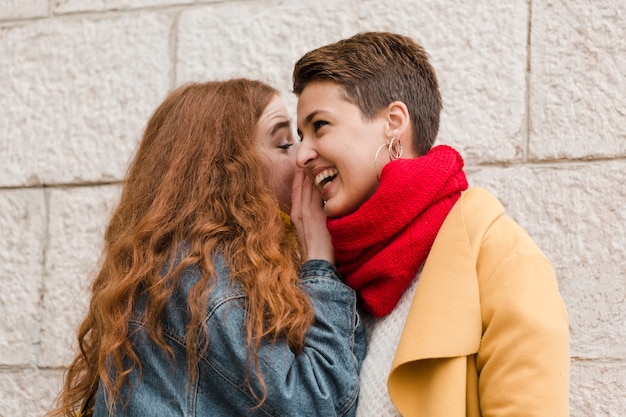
355, 274, 420, 417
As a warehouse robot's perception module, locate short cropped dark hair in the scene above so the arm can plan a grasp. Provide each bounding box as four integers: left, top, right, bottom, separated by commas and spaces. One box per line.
293, 32, 442, 155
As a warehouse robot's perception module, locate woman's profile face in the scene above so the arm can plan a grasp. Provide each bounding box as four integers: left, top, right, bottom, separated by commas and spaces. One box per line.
296, 81, 387, 218
253, 94, 299, 212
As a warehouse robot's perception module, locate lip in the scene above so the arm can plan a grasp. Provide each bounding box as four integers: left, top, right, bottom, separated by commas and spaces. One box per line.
319, 179, 334, 201
308, 165, 337, 199
309, 165, 335, 178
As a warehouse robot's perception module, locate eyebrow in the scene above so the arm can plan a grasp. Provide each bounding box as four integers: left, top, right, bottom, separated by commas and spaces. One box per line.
297, 110, 331, 132
271, 120, 291, 136
297, 110, 333, 137
302, 110, 323, 127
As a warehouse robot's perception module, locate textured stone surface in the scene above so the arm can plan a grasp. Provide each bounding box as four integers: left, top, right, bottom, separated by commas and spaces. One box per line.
0, 189, 45, 366
0, 0, 48, 20
530, 0, 626, 160
0, 13, 172, 187
0, 369, 63, 417
570, 361, 626, 417
54, 0, 191, 14
1, 0, 625, 416
39, 185, 120, 367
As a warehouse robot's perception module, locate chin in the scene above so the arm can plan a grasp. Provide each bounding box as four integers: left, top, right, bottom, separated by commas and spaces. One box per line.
324, 202, 347, 219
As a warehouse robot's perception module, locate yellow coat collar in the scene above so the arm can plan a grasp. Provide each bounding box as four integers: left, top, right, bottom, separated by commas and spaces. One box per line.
388, 188, 505, 414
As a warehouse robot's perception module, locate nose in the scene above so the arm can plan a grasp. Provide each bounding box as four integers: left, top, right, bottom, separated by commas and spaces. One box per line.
296, 139, 317, 168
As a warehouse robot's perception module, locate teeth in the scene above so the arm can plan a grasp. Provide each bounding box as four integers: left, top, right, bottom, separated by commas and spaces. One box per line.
314, 168, 338, 187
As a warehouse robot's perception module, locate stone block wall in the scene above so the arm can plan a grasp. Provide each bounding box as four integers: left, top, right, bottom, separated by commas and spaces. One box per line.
1, 0, 624, 415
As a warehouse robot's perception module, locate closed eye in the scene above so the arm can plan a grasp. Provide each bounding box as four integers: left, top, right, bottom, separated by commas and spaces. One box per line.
279, 143, 293, 150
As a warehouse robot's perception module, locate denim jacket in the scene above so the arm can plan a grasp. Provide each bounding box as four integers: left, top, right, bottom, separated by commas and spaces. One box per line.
93, 257, 366, 416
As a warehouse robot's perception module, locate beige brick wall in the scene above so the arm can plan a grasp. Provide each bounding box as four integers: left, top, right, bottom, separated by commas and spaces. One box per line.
0, 0, 624, 415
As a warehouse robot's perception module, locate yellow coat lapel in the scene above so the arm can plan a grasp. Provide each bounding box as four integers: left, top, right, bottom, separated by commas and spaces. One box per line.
388, 188, 505, 416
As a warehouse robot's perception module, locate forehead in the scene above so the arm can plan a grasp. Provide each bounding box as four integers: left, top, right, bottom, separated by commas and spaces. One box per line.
254, 95, 292, 148
258, 95, 288, 127
298, 81, 344, 104
297, 82, 347, 118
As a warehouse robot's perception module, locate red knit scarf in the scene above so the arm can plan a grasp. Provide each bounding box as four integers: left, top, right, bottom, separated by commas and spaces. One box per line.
326, 145, 468, 317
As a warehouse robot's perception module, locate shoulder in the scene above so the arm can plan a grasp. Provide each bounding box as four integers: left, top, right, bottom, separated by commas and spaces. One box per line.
443, 187, 546, 261
432, 187, 553, 296
165, 251, 246, 321
453, 187, 504, 233
450, 188, 556, 298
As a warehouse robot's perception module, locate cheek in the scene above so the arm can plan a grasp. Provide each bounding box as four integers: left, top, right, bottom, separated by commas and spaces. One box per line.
280, 162, 297, 189
269, 161, 295, 195
340, 161, 379, 208
272, 164, 296, 211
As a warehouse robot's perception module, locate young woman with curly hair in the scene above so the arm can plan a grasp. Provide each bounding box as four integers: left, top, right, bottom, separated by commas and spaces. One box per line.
47, 79, 365, 417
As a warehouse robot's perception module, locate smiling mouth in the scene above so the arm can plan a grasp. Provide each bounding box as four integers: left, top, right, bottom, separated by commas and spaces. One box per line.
314, 168, 338, 189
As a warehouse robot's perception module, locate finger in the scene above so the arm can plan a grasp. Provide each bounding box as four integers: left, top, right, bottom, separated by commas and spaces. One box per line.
300, 171, 314, 210
302, 175, 324, 216
291, 169, 304, 217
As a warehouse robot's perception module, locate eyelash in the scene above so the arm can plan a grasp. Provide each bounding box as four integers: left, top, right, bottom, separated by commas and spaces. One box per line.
313, 120, 328, 132
297, 120, 328, 141
279, 143, 293, 150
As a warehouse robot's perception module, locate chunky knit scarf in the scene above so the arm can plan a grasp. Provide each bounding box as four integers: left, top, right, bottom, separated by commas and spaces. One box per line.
326, 145, 468, 317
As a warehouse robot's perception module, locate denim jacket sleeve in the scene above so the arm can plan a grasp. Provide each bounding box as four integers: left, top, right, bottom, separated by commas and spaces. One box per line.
200, 259, 366, 417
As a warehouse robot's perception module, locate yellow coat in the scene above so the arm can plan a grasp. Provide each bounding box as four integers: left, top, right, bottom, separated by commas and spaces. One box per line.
387, 188, 570, 416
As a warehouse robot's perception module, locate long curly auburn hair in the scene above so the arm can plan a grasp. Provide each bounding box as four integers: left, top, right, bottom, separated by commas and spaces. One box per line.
47, 79, 314, 416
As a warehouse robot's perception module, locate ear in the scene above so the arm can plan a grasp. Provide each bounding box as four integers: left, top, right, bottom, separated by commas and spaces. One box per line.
385, 101, 410, 138
385, 101, 417, 157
